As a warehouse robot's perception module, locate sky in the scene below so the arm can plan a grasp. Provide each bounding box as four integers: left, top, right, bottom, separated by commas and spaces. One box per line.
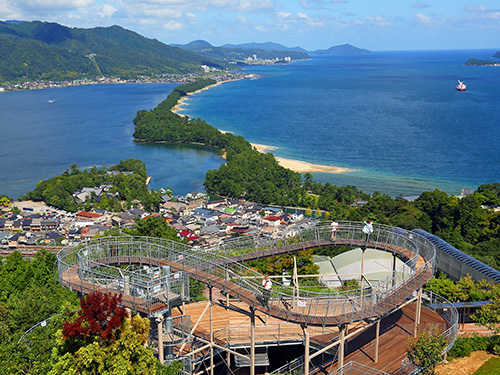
0, 0, 499, 51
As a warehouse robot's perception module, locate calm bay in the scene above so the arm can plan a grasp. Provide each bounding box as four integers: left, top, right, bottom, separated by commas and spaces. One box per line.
1, 49, 499, 199
0, 83, 225, 198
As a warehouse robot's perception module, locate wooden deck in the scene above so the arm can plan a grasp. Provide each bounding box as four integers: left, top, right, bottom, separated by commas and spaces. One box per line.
60, 235, 433, 326
319, 303, 448, 374
171, 301, 365, 346
171, 301, 447, 375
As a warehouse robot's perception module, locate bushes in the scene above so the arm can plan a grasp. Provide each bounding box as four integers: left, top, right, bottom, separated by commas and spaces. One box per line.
448, 336, 490, 359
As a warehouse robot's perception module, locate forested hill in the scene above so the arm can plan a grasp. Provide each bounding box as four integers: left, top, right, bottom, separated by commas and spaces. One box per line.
173, 39, 310, 63
0, 21, 230, 83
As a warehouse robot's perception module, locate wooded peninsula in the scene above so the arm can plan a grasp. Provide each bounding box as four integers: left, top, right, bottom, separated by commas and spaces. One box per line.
132, 80, 500, 270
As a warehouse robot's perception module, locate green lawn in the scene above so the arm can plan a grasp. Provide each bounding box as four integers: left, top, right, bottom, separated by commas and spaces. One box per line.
473, 356, 500, 375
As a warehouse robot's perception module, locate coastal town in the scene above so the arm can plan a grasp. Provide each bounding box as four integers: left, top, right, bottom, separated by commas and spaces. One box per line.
0, 188, 317, 253
0, 69, 248, 92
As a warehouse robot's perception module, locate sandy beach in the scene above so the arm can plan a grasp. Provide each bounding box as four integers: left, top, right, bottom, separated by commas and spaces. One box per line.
252, 144, 350, 174
171, 77, 250, 116
171, 79, 350, 175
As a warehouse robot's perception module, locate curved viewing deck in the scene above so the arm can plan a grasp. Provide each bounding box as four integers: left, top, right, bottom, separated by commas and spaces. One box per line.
58, 222, 436, 326
56, 221, 460, 374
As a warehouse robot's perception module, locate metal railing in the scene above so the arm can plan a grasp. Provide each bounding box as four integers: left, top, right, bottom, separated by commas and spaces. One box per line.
271, 290, 458, 375
269, 334, 339, 375
57, 222, 436, 325
328, 361, 391, 375
399, 290, 459, 375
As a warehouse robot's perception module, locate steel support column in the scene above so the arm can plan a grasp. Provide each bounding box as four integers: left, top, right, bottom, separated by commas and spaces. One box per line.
375, 319, 380, 363
156, 314, 164, 364
414, 288, 422, 337
250, 307, 255, 375
338, 324, 346, 369
304, 325, 310, 374
209, 286, 214, 375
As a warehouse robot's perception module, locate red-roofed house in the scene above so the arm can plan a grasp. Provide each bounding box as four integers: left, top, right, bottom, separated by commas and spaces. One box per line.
76, 211, 103, 219
261, 215, 283, 227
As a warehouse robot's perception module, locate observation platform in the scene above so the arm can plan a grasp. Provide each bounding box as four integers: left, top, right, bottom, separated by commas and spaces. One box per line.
56, 221, 459, 374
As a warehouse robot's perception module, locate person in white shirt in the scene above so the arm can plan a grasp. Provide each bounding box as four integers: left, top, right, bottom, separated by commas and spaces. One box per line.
363, 219, 373, 242
330, 220, 339, 240
262, 275, 272, 307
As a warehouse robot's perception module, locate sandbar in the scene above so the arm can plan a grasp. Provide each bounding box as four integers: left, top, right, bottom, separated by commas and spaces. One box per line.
252, 143, 350, 174
171, 77, 248, 116
170, 78, 350, 175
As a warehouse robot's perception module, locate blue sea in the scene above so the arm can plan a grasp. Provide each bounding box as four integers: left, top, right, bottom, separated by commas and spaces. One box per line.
0, 83, 224, 199
177, 49, 500, 196
1, 50, 499, 199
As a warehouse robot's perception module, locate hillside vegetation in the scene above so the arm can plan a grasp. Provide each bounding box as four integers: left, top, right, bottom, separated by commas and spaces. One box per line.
0, 21, 230, 83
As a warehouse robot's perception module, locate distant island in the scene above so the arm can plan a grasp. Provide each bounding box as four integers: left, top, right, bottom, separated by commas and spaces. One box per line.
311, 43, 371, 55
174, 40, 371, 61
464, 51, 500, 66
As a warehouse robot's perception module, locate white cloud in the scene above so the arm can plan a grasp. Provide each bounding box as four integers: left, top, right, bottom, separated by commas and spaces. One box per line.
359, 14, 390, 27
237, 0, 273, 12
123, 0, 274, 13
254, 24, 267, 32
463, 5, 500, 19
463, 5, 490, 13
163, 20, 183, 30
143, 8, 182, 18
412, 1, 429, 9
237, 15, 246, 23
95, 4, 116, 18
276, 10, 324, 27
19, 0, 94, 11
300, 0, 345, 10
414, 12, 432, 24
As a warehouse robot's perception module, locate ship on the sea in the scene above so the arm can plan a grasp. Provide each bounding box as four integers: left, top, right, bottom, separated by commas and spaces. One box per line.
456, 80, 466, 91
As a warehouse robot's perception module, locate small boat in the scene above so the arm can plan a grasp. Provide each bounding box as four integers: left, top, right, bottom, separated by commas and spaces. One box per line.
456, 80, 466, 91
48, 99, 55, 103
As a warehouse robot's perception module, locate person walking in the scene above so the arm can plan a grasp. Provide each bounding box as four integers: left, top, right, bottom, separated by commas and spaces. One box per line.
262, 275, 273, 308
330, 219, 339, 240
363, 219, 373, 242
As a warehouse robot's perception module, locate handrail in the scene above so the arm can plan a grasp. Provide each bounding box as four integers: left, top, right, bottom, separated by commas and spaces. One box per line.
399, 290, 459, 375
57, 221, 437, 326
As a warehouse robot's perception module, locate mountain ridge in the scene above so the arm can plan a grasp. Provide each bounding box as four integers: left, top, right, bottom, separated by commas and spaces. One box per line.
175, 40, 371, 57
0, 21, 230, 83
172, 40, 310, 63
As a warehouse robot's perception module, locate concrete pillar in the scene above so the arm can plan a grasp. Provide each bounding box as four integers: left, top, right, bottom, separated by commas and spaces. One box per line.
156, 314, 164, 364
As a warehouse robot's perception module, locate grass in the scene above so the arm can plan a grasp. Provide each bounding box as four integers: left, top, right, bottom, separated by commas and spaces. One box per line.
473, 356, 500, 375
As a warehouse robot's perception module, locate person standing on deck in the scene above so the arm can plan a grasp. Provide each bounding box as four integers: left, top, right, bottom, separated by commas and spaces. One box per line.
363, 219, 373, 242
262, 275, 272, 308
331, 219, 339, 240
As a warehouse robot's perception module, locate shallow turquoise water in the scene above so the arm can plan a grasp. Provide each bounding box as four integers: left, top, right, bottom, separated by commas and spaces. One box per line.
177, 50, 500, 196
